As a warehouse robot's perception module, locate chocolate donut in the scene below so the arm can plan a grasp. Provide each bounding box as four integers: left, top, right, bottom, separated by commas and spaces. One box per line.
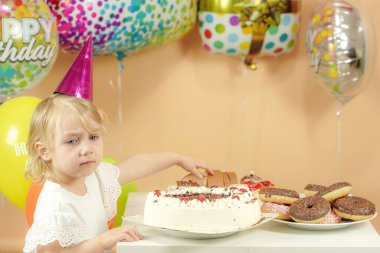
318, 182, 352, 202
304, 184, 326, 197
259, 188, 299, 204
333, 196, 376, 221
289, 196, 331, 224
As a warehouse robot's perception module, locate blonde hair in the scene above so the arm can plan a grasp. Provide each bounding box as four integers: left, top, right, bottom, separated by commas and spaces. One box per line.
25, 94, 107, 183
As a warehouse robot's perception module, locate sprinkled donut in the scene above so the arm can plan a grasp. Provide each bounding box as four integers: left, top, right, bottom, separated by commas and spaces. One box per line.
333, 196, 376, 221
261, 202, 291, 220
289, 196, 331, 224
318, 182, 352, 202
304, 184, 327, 197
259, 188, 299, 204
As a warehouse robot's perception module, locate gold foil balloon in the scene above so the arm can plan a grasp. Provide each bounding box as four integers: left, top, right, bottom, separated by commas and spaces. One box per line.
306, 0, 367, 104
198, 0, 301, 70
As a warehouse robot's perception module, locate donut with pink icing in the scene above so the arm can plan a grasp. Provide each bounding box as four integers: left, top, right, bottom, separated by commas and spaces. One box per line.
319, 210, 342, 224
261, 202, 291, 220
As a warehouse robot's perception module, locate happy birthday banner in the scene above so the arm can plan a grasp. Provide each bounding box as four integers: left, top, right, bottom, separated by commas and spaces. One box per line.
1, 17, 55, 67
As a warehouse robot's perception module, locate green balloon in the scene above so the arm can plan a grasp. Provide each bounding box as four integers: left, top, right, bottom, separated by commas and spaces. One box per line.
115, 182, 138, 227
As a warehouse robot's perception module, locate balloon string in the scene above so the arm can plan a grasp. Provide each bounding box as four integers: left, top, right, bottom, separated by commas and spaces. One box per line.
238, 95, 248, 173
336, 104, 344, 181
117, 60, 125, 153
238, 66, 248, 173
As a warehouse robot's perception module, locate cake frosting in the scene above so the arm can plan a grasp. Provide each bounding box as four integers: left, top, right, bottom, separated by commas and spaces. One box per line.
144, 185, 261, 232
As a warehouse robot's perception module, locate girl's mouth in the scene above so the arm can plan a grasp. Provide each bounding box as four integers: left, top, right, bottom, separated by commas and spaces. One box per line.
81, 161, 95, 166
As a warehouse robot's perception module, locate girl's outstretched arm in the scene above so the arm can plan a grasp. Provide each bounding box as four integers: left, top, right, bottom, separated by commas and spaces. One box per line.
116, 152, 213, 185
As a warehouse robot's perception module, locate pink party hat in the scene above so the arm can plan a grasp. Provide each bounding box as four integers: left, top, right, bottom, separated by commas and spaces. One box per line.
55, 37, 93, 101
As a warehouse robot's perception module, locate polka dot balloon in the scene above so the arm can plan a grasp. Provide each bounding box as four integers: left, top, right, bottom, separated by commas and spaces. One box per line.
198, 0, 301, 70
47, 0, 197, 60
0, 0, 59, 104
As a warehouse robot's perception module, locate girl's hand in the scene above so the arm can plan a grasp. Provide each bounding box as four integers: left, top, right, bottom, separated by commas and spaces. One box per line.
36, 225, 142, 253
176, 155, 214, 178
99, 225, 143, 250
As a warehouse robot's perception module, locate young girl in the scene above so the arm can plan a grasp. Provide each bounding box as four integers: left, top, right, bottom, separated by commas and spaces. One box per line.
23, 94, 213, 253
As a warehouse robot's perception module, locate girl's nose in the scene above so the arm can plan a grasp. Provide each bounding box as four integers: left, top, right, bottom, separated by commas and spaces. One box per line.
80, 141, 93, 156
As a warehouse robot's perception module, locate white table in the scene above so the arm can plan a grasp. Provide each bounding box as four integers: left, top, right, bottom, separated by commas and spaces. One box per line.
117, 192, 380, 253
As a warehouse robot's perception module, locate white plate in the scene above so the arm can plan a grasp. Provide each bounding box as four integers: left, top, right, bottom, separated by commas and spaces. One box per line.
272, 212, 377, 231
123, 213, 277, 239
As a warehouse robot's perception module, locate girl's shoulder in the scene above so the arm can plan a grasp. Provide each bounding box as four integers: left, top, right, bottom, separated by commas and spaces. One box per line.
24, 196, 89, 253
95, 161, 120, 178
94, 161, 121, 190
25, 181, 91, 253
34, 181, 75, 217
94, 162, 121, 221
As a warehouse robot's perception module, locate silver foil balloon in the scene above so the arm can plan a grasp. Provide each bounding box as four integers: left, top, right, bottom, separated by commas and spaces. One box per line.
306, 0, 367, 104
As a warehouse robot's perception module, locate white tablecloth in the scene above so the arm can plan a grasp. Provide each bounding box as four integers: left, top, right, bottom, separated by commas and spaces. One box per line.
117, 192, 380, 253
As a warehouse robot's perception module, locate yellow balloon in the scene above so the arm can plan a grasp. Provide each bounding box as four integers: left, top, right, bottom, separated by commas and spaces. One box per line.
0, 96, 42, 209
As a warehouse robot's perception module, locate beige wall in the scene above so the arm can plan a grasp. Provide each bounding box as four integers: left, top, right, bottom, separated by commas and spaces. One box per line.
1, 0, 380, 251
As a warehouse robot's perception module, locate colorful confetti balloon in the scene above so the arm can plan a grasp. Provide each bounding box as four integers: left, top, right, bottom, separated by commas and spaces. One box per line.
47, 0, 197, 60
198, 0, 301, 70
306, 0, 367, 104
0, 0, 59, 104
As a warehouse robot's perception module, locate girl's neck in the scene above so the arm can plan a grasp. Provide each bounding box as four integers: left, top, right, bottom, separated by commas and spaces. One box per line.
58, 177, 87, 196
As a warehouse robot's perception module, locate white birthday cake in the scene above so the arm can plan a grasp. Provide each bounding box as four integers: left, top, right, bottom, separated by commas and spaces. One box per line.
144, 185, 261, 232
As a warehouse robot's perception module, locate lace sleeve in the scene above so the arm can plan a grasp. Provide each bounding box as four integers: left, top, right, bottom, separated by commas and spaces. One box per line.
96, 162, 122, 221
23, 212, 90, 253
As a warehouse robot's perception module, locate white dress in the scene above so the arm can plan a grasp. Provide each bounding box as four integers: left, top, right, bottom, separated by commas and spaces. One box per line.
23, 162, 121, 253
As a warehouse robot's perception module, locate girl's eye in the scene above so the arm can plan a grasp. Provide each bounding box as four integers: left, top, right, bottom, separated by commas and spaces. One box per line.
90, 135, 99, 141
67, 139, 78, 145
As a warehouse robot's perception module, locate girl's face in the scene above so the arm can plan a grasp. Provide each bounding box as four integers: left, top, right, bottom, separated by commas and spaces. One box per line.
50, 114, 104, 184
